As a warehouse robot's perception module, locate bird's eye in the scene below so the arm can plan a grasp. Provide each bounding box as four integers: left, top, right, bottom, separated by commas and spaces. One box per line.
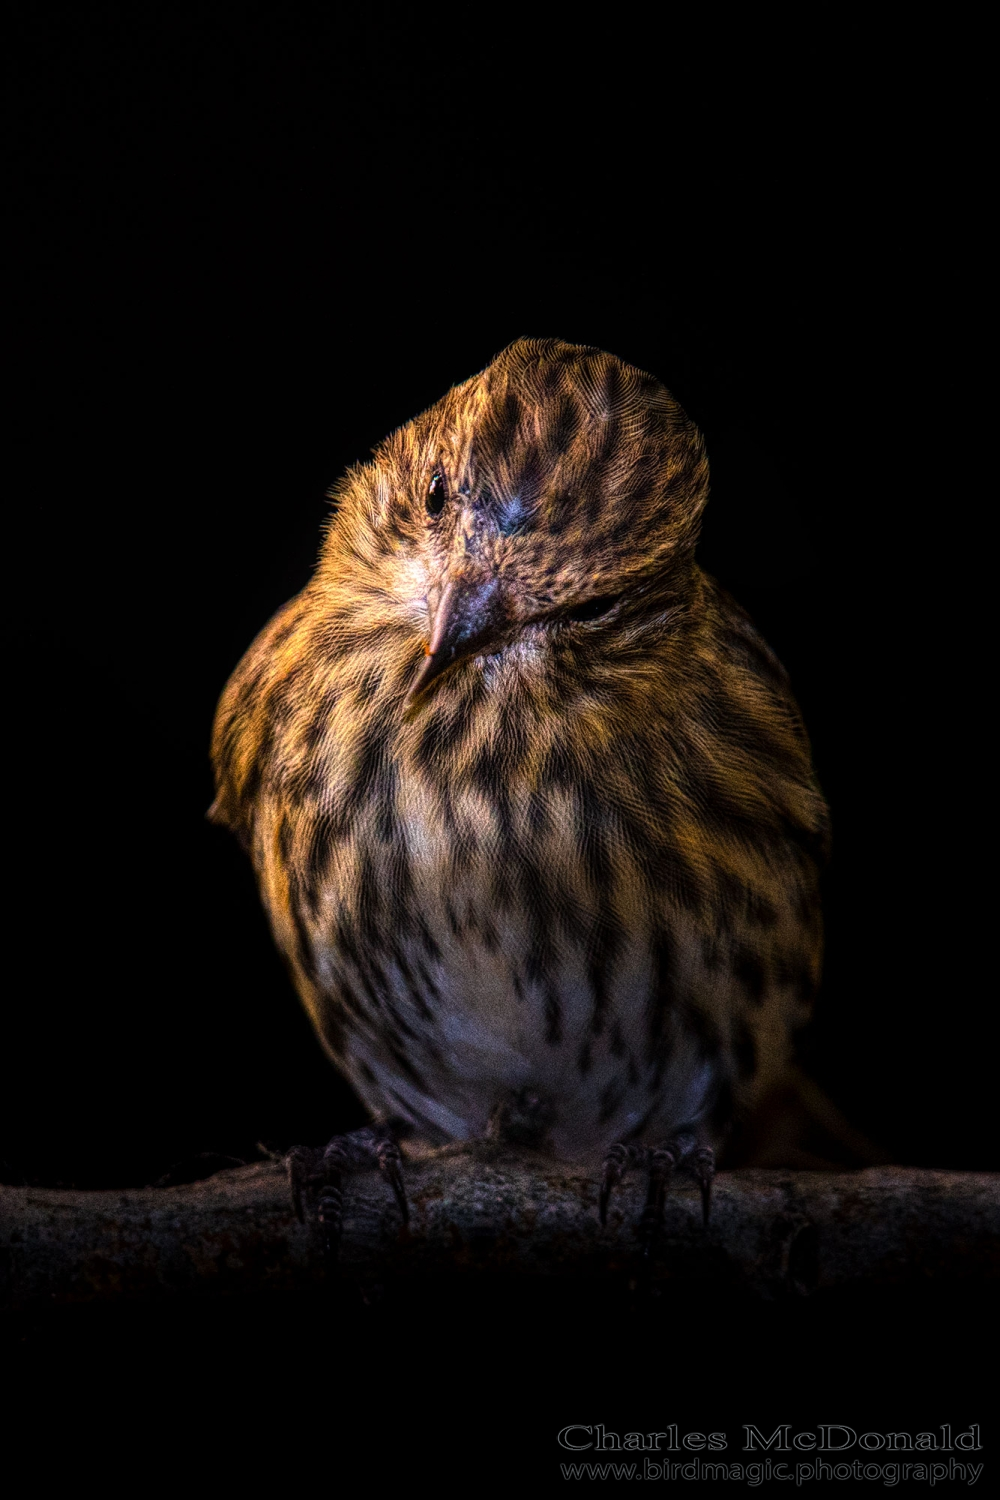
426, 471, 447, 517
563, 594, 622, 623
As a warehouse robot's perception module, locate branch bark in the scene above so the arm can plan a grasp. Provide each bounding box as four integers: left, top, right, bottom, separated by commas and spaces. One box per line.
2, 1153, 997, 1312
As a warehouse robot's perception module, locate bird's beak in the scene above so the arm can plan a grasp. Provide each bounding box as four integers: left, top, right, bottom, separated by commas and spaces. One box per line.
406, 571, 515, 704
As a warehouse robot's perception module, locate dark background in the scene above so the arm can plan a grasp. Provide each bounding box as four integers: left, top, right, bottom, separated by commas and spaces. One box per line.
6, 5, 993, 1469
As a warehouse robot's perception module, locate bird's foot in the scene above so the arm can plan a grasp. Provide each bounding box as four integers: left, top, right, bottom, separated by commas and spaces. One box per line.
599, 1131, 715, 1251
287, 1124, 408, 1262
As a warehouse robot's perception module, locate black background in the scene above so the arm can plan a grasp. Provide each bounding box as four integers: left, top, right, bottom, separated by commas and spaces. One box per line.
6, 5, 994, 1476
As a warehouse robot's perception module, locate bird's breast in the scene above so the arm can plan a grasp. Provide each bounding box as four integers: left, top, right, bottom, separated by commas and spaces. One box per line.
282, 774, 743, 1159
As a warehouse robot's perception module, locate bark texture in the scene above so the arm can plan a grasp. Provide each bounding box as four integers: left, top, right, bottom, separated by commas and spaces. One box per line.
2, 1153, 997, 1313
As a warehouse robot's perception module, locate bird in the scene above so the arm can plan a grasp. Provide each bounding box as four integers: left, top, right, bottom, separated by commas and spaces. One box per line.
209, 337, 830, 1251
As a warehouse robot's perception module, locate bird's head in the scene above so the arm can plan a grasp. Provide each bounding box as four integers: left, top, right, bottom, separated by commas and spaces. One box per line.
319, 338, 709, 703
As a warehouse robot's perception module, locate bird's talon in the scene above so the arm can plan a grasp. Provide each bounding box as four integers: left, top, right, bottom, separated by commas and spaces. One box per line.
600, 1134, 713, 1244
286, 1126, 407, 1260
690, 1145, 715, 1227
599, 1141, 632, 1226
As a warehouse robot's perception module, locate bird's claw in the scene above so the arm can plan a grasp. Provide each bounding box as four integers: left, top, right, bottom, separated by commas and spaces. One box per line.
599, 1133, 715, 1245
598, 1141, 633, 1225
373, 1132, 409, 1227
691, 1144, 715, 1228
286, 1125, 408, 1262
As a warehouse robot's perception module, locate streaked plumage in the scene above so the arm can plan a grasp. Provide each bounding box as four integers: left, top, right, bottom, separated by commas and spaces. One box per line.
210, 338, 829, 1191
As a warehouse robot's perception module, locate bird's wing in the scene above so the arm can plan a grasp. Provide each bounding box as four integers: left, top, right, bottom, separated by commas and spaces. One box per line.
208, 593, 315, 847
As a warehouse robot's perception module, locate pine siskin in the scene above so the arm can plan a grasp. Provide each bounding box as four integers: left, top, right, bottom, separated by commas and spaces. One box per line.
210, 338, 829, 1243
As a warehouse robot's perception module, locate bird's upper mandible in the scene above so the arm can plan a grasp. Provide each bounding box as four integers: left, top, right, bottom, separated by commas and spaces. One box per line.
409, 565, 518, 702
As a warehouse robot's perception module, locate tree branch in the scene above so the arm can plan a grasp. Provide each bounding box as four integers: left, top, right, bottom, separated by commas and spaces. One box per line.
2, 1153, 997, 1312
